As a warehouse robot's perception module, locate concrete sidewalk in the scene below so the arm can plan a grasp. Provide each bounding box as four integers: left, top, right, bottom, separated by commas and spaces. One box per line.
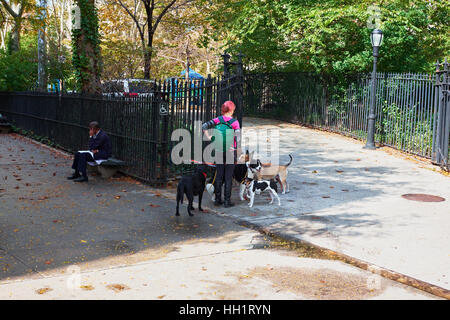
197, 117, 449, 296
1, 120, 449, 299
1, 132, 438, 299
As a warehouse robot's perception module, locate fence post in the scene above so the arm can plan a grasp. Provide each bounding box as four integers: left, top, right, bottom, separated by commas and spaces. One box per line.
441, 59, 450, 166
235, 53, 244, 126
222, 52, 231, 78
205, 74, 212, 121
160, 81, 169, 184
432, 61, 440, 163
432, 59, 450, 167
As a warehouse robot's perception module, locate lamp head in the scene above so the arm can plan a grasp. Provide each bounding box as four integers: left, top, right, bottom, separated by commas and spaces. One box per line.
370, 29, 383, 48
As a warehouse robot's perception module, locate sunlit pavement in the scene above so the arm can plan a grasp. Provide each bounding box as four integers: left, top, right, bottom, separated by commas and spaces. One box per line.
0, 130, 445, 299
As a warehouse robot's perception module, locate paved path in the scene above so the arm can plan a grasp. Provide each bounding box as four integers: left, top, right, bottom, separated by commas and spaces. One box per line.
199, 117, 449, 294
0, 133, 438, 299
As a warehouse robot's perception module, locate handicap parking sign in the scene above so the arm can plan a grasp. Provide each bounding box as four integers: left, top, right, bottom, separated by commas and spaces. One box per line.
159, 101, 169, 116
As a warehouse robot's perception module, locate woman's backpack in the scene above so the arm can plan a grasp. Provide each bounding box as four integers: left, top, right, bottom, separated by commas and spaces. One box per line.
212, 116, 237, 152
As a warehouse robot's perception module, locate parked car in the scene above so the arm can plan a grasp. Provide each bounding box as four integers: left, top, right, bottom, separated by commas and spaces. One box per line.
102, 79, 157, 98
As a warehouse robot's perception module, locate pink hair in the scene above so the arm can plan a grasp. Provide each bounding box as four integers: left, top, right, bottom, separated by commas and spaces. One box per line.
221, 101, 236, 115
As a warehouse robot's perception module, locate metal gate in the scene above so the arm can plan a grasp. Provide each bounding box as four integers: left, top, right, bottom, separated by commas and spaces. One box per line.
432, 59, 450, 169
155, 52, 245, 183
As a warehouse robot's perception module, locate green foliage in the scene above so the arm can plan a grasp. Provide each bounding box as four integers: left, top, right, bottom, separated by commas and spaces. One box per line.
206, 0, 449, 74
46, 39, 76, 91
0, 33, 38, 91
382, 102, 433, 153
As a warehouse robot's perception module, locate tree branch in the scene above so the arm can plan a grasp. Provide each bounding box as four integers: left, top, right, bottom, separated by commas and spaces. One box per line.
0, 0, 19, 18
113, 0, 146, 47
151, 0, 177, 34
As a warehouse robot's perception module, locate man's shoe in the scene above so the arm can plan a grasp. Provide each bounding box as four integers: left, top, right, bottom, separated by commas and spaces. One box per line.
224, 201, 234, 208
214, 199, 223, 206
73, 176, 88, 182
67, 173, 81, 180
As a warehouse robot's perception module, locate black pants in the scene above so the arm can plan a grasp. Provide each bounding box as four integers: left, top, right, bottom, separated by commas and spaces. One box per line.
71, 152, 94, 177
214, 151, 235, 202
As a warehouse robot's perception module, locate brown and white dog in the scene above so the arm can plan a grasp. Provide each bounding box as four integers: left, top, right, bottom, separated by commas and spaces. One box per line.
252, 154, 293, 194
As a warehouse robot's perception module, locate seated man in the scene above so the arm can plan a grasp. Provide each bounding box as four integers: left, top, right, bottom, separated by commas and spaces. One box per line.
67, 121, 112, 182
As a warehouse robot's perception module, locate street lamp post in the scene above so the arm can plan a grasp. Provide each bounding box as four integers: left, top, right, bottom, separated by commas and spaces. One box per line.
364, 29, 383, 149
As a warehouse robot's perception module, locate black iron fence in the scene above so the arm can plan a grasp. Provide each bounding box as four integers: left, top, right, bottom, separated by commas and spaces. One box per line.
243, 67, 450, 168
2, 56, 448, 186
0, 74, 244, 185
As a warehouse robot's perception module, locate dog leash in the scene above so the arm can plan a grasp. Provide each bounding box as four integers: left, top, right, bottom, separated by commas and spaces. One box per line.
189, 159, 217, 184
190, 159, 216, 167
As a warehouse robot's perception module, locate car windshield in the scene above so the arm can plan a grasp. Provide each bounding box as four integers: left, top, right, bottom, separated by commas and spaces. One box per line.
129, 81, 155, 93
102, 81, 124, 92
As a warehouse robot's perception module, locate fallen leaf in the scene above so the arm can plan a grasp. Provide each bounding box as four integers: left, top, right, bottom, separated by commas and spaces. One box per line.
36, 287, 52, 295
80, 285, 94, 291
106, 284, 129, 293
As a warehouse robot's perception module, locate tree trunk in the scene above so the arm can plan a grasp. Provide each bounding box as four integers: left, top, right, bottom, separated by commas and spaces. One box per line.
144, 48, 152, 79
72, 0, 102, 94
9, 18, 21, 52
143, 30, 154, 79
37, 0, 47, 91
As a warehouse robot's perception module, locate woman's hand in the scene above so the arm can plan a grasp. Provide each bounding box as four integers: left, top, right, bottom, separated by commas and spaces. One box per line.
203, 130, 211, 141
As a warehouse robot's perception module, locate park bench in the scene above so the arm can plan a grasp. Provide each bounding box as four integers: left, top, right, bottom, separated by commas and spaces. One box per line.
0, 114, 12, 134
0, 123, 11, 134
87, 157, 127, 179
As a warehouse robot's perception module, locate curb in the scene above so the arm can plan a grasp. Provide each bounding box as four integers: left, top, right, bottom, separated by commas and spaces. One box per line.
235, 218, 450, 300
152, 188, 450, 299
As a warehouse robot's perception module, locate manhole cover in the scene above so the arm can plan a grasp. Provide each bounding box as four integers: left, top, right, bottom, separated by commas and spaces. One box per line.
401, 194, 445, 202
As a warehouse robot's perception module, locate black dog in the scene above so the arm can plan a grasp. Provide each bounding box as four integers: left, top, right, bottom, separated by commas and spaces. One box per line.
176, 165, 207, 216
206, 150, 254, 201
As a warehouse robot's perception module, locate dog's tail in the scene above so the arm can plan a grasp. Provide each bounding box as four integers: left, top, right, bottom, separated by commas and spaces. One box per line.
176, 183, 184, 204
284, 154, 293, 167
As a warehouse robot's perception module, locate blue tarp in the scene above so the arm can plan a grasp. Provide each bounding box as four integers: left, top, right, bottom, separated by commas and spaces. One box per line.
180, 68, 204, 79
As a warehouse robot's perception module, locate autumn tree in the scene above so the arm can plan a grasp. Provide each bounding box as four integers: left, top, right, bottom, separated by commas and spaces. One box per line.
0, 0, 31, 52
110, 0, 195, 79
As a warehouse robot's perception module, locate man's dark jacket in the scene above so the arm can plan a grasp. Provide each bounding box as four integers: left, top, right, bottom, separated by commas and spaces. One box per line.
89, 130, 112, 160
